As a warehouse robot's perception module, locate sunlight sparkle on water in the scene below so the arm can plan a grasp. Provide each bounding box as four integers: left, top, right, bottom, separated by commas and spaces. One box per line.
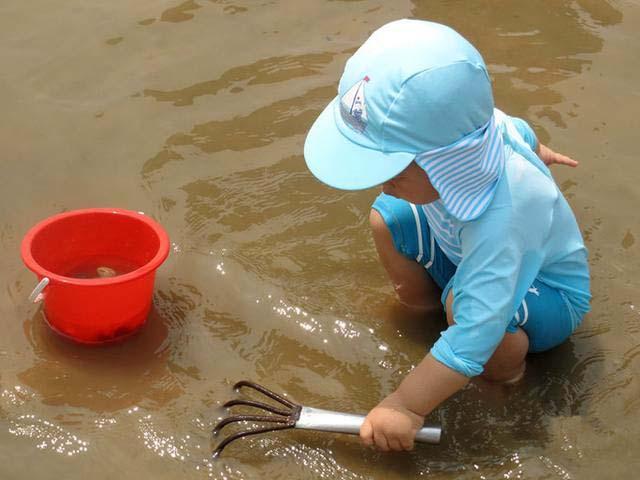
94, 418, 117, 429
377, 360, 393, 369
264, 444, 363, 479
9, 414, 89, 456
538, 455, 572, 480
1, 385, 33, 406
272, 298, 319, 329
137, 417, 189, 461
333, 319, 360, 339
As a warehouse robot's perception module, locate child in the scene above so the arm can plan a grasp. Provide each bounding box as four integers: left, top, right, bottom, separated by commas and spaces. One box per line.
303, 19, 590, 452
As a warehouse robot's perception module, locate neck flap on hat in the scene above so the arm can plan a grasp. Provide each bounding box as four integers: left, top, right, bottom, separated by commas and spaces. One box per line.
415, 113, 504, 222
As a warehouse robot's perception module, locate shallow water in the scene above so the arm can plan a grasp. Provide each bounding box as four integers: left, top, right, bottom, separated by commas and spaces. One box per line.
1, 0, 639, 478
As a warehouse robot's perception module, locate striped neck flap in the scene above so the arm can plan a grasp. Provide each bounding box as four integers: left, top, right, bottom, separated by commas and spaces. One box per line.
415, 113, 504, 221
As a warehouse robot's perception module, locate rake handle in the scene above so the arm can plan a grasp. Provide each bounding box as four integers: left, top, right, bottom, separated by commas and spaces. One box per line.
295, 407, 441, 444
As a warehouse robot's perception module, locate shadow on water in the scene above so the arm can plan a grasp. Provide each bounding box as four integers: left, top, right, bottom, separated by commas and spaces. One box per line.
18, 306, 181, 413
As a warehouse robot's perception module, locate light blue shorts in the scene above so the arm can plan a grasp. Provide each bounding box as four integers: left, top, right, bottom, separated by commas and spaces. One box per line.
372, 193, 576, 353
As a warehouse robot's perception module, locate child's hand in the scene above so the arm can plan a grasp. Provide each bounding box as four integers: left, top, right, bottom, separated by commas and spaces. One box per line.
538, 143, 579, 167
360, 392, 425, 451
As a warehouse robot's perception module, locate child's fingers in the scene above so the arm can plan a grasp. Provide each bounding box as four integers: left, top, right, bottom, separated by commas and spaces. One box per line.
388, 432, 415, 451
387, 433, 415, 451
373, 430, 391, 452
538, 144, 579, 168
387, 437, 404, 452
554, 153, 579, 167
360, 419, 374, 447
400, 436, 415, 451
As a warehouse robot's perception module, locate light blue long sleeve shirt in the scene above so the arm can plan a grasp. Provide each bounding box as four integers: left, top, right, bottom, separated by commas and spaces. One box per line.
429, 115, 591, 377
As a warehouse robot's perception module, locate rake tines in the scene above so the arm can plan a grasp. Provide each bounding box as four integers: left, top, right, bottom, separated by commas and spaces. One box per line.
212, 380, 301, 457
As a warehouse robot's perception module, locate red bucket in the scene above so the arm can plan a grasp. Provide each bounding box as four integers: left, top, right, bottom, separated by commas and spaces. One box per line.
21, 208, 170, 344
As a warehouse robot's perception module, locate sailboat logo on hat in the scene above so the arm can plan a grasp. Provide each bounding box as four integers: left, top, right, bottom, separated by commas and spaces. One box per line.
340, 76, 369, 133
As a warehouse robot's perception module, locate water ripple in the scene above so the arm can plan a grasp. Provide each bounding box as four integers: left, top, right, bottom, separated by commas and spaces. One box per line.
144, 52, 343, 106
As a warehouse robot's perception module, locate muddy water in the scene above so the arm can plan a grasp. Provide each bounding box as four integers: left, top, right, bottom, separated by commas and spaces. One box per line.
1, 0, 639, 478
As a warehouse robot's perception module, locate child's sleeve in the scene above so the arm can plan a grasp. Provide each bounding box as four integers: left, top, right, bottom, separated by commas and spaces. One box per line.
508, 116, 538, 152
428, 200, 549, 377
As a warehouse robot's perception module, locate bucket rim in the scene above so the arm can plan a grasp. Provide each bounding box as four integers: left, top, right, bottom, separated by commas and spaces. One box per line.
20, 208, 170, 286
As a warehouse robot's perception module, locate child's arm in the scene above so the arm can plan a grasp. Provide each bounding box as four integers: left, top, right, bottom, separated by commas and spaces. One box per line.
361, 168, 553, 450
360, 353, 467, 451
508, 115, 579, 168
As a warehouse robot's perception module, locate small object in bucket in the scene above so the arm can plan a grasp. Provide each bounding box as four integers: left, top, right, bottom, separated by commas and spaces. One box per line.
96, 266, 117, 278
212, 380, 442, 457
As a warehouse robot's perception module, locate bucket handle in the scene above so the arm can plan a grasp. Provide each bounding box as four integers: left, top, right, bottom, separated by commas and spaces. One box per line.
29, 277, 50, 303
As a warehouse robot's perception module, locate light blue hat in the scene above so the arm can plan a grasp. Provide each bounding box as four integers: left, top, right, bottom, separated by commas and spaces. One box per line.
304, 19, 503, 221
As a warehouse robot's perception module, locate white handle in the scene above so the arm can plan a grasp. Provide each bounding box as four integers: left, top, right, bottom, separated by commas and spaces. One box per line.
29, 277, 50, 303
295, 407, 442, 444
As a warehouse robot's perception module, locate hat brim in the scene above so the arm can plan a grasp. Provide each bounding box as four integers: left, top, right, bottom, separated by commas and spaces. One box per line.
304, 98, 415, 190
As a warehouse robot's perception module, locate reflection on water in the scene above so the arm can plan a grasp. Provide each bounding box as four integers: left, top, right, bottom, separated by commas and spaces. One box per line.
1, 0, 639, 478
19, 307, 176, 412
